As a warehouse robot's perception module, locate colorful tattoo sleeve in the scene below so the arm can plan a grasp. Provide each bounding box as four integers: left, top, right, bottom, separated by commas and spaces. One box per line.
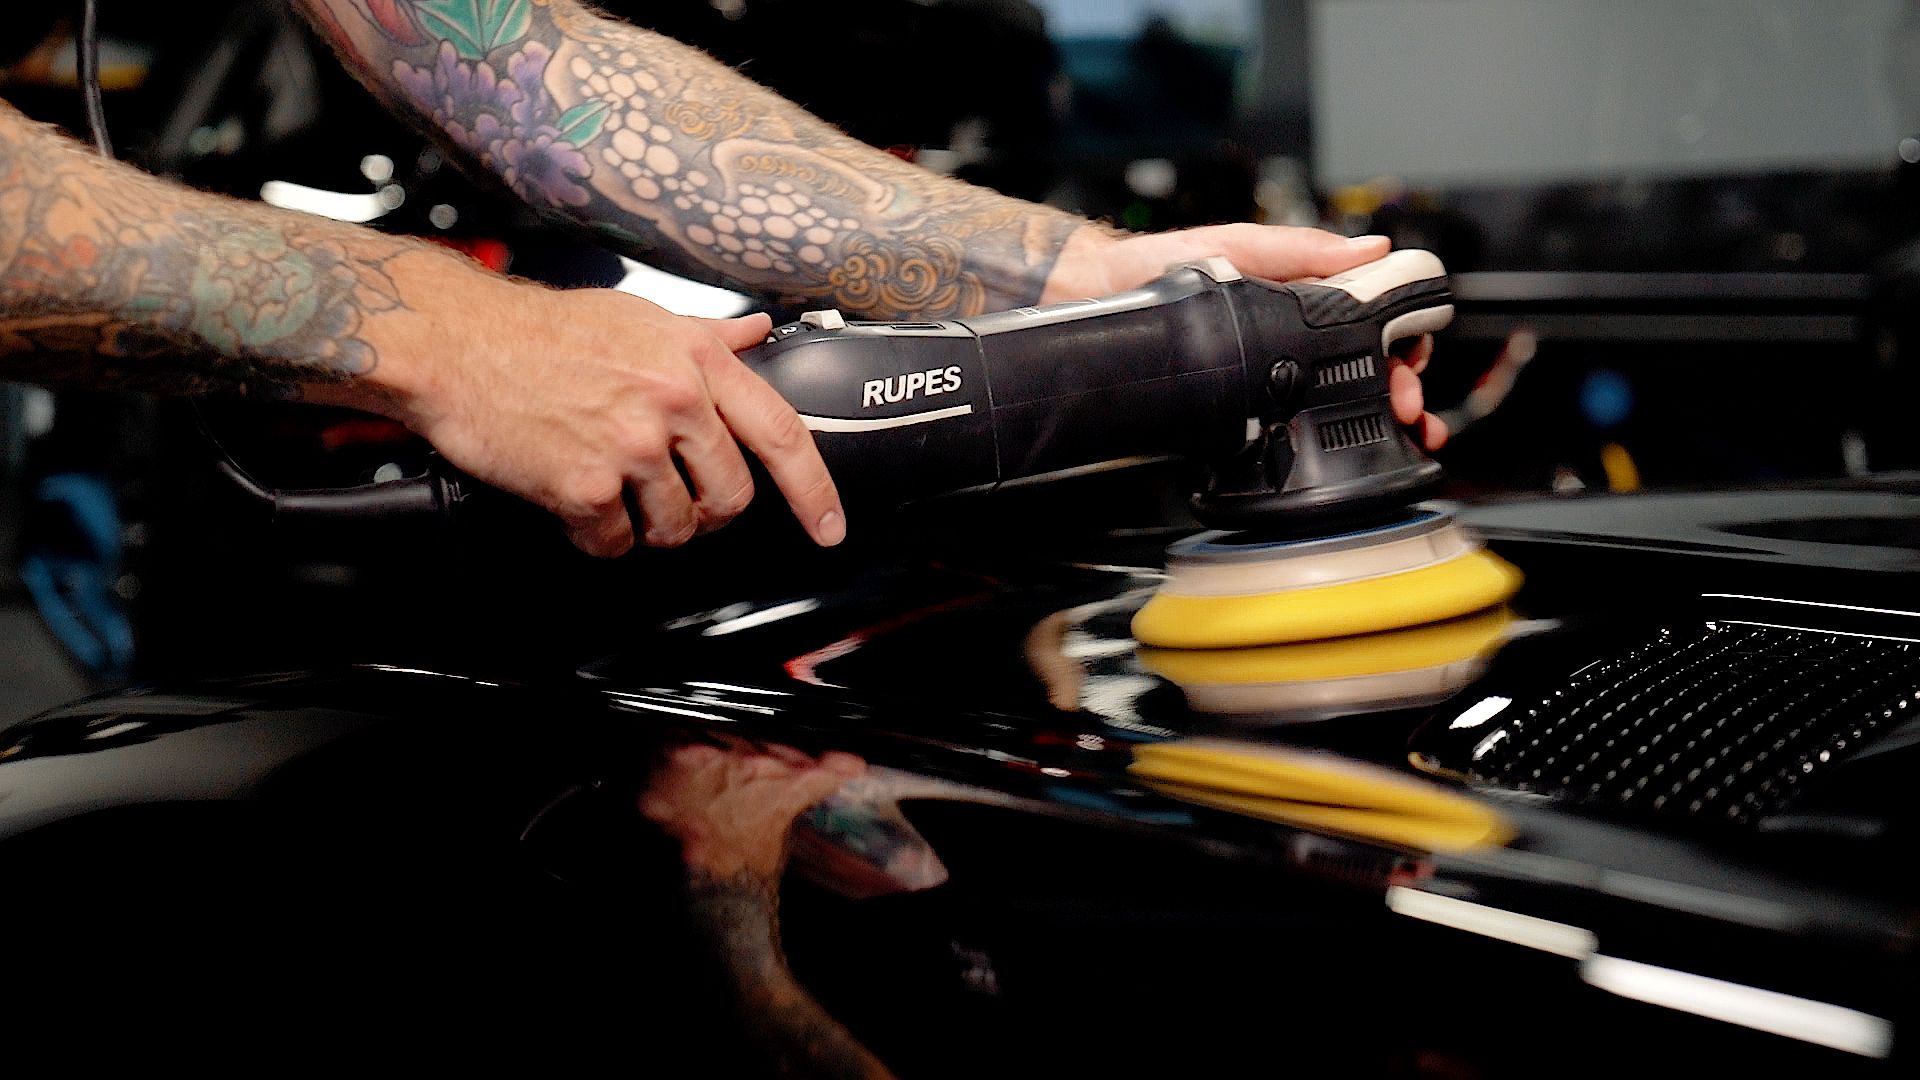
0, 100, 424, 396
296, 0, 1088, 318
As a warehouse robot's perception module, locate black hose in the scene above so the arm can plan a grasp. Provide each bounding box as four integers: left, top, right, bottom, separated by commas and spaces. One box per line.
78, 0, 113, 157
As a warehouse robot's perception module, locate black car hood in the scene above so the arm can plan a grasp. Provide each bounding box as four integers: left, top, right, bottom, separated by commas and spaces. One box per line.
3, 480, 1916, 1070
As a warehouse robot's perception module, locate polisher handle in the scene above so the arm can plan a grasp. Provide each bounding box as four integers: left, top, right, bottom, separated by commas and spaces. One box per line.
737, 249, 1454, 524
740, 265, 1252, 503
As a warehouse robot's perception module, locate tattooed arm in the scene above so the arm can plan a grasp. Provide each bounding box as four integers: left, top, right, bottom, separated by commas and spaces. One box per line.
295, 0, 1080, 318
0, 99, 845, 553
689, 870, 896, 1080
292, 0, 1415, 325
642, 740, 892, 1078
0, 99, 418, 395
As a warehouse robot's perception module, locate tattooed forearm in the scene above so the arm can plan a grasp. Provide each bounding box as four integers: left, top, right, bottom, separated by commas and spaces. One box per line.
688, 869, 899, 1080
296, 0, 1090, 318
0, 100, 433, 396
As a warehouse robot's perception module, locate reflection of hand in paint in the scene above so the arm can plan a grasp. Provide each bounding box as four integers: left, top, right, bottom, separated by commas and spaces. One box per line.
793, 770, 954, 899
1023, 608, 1086, 712
640, 736, 865, 881
641, 737, 896, 1080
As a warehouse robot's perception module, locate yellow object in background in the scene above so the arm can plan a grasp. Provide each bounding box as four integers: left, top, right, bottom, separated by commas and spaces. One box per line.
1600, 442, 1642, 492
1, 35, 151, 91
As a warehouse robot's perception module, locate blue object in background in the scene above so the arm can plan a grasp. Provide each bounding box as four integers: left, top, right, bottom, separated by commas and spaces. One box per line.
1580, 368, 1635, 430
20, 472, 133, 680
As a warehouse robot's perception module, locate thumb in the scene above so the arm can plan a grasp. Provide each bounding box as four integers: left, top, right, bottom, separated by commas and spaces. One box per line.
1270, 228, 1390, 279
705, 311, 775, 353
1305, 232, 1390, 277
1212, 226, 1390, 281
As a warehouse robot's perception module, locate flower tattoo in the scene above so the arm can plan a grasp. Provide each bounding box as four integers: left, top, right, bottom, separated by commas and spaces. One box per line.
182, 230, 394, 375
393, 40, 592, 208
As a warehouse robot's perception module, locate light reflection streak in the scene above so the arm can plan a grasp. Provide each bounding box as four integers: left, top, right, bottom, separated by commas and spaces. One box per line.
1385, 885, 1597, 959
1580, 954, 1892, 1058
1449, 695, 1513, 730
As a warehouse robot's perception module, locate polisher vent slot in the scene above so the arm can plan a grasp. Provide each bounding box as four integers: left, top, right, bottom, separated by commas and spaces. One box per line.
1457, 624, 1919, 825
1315, 355, 1376, 387
1319, 414, 1389, 451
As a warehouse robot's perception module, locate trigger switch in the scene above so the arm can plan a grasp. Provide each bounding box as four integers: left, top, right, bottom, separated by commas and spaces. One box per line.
1267, 359, 1301, 409
1265, 424, 1297, 490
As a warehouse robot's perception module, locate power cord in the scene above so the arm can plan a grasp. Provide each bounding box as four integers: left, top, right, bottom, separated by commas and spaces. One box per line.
73, 2, 462, 524
74, 1, 266, 497
78, 0, 112, 156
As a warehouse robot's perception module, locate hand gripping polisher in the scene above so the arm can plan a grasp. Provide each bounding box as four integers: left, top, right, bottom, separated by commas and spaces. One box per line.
231, 250, 1518, 648
738, 250, 1520, 649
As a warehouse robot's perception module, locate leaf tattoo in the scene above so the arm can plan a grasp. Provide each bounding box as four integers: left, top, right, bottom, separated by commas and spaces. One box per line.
554, 99, 609, 145
412, 0, 533, 61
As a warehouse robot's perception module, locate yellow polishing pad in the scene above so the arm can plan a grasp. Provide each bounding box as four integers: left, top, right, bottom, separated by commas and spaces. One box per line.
1138, 605, 1514, 686
1137, 607, 1515, 720
1130, 738, 1511, 852
1133, 547, 1522, 650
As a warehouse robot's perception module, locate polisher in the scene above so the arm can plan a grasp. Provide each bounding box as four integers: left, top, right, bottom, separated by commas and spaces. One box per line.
738, 249, 1520, 649
245, 250, 1519, 649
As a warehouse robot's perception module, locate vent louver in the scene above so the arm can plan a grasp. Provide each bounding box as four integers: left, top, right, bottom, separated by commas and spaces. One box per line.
1457, 624, 1919, 824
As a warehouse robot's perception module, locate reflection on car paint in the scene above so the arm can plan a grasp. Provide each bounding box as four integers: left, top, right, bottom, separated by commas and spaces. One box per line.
1130, 737, 1513, 852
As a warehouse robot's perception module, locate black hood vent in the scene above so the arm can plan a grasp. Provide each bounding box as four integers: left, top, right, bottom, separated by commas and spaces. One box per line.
1438, 623, 1919, 825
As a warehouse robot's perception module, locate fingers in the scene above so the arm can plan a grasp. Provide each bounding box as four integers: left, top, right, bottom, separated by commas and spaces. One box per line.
679, 313, 775, 535
1388, 339, 1447, 451
704, 349, 846, 547
1389, 361, 1426, 427
673, 415, 758, 536
780, 748, 866, 809
566, 511, 636, 559
639, 313, 839, 547
817, 750, 867, 781
626, 442, 701, 548
761, 742, 817, 769
727, 740, 864, 778
582, 317, 773, 553
704, 311, 774, 352
1390, 333, 1434, 375
1204, 224, 1391, 281
558, 470, 637, 558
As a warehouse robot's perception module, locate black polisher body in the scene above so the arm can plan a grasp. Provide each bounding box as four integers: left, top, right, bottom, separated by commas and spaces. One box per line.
737, 251, 1454, 532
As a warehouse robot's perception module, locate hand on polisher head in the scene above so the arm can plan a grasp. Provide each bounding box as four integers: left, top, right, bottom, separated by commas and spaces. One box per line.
1046, 223, 1448, 453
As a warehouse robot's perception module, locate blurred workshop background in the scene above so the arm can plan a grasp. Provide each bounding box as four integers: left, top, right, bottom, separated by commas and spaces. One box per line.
5, 0, 1920, 712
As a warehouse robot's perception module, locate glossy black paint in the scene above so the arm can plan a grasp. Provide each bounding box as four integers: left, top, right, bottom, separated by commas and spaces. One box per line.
3, 483, 1916, 1074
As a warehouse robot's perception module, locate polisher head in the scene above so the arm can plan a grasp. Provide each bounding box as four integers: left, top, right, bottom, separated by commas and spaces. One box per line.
1130, 509, 1522, 650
